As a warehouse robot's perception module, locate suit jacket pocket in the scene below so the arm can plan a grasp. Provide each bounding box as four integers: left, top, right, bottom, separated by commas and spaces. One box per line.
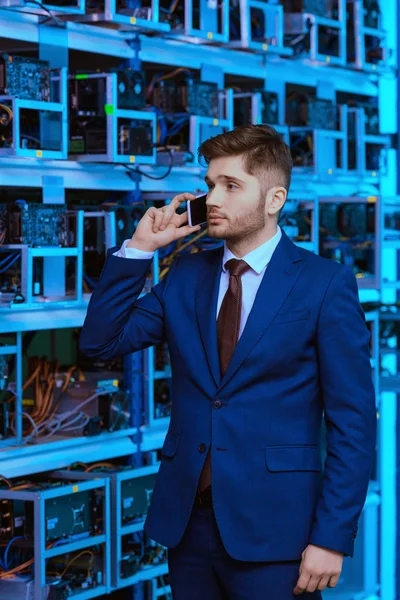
265, 445, 321, 472
270, 308, 310, 326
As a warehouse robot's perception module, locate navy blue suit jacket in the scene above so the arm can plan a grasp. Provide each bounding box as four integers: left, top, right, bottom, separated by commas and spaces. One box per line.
79, 228, 377, 561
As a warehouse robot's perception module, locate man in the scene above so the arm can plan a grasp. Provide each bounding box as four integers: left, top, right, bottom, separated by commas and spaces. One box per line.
79, 124, 377, 599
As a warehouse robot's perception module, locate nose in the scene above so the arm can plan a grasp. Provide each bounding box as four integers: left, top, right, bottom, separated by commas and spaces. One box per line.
205, 190, 222, 209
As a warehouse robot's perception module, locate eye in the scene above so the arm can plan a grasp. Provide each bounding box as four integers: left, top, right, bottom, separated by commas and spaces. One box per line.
228, 183, 239, 190
207, 183, 214, 190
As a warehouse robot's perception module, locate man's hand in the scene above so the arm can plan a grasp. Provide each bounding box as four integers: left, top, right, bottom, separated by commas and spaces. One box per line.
127, 192, 202, 253
293, 544, 344, 595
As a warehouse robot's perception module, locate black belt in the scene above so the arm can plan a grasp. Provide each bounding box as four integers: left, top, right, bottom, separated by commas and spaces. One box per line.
193, 484, 213, 508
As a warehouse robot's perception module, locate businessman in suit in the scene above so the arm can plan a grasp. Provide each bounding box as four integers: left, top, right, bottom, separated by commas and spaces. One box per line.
79, 124, 377, 599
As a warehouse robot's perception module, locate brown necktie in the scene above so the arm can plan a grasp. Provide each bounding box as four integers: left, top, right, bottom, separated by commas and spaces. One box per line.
198, 258, 250, 492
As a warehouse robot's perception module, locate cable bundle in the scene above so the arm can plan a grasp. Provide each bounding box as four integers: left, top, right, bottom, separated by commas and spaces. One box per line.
6, 360, 97, 443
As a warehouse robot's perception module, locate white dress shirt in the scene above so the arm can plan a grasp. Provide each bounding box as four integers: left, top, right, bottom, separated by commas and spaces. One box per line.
113, 225, 282, 339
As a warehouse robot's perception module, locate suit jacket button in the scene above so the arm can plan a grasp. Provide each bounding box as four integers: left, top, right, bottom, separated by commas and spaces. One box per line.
213, 400, 222, 409
198, 443, 207, 453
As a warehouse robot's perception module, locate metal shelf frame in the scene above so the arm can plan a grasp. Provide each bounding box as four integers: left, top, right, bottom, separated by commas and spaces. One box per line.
188, 89, 234, 166
0, 67, 68, 160
143, 346, 170, 432
0, 476, 111, 600
365, 310, 380, 397
0, 427, 139, 477
318, 195, 382, 291
0, 209, 84, 309
164, 0, 230, 45
69, 0, 171, 32
0, 337, 23, 443
0, 15, 380, 93
283, 194, 319, 255
0, 0, 85, 15
284, 0, 347, 67
348, 106, 392, 179
347, 0, 390, 73
52, 465, 165, 590
0, 0, 394, 597
69, 72, 157, 164
289, 108, 349, 179
228, 0, 292, 56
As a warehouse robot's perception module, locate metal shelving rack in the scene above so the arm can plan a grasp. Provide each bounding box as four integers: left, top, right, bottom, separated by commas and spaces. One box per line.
0, 67, 68, 160
229, 0, 292, 55
284, 0, 347, 66
68, 72, 158, 165
0, 209, 85, 310
0, 0, 86, 15
52, 465, 168, 591
0, 0, 396, 597
0, 476, 112, 600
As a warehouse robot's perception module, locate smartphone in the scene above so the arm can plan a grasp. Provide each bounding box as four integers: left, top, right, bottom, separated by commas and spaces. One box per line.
187, 193, 208, 227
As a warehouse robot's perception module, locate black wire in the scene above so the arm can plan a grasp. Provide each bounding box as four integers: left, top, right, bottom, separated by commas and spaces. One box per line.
184, 148, 194, 162
28, 0, 65, 27
124, 146, 174, 180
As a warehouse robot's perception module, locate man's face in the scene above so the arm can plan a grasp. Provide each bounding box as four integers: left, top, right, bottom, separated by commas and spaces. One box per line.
204, 155, 268, 242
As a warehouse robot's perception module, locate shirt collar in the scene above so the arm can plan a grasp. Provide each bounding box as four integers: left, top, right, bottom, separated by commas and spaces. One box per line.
222, 225, 282, 275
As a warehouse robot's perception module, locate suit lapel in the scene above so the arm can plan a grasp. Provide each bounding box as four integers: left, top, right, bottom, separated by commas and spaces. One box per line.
195, 245, 224, 387
194, 231, 305, 392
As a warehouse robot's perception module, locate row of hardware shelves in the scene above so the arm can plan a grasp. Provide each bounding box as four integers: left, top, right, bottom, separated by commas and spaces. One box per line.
4, 192, 400, 327
0, 277, 381, 454
0, 192, 391, 600
0, 464, 172, 599
0, 158, 387, 192
0, 475, 111, 600
0, 16, 391, 91
0, 190, 400, 302
0, 192, 389, 316
0, 462, 381, 599
0, 2, 392, 599
0, 0, 394, 76
0, 218, 389, 600
0, 63, 391, 175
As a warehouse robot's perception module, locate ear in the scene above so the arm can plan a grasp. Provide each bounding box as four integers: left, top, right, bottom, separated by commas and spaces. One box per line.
267, 187, 287, 217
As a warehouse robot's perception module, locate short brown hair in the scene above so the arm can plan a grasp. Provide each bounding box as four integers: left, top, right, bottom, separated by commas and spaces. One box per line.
198, 124, 293, 196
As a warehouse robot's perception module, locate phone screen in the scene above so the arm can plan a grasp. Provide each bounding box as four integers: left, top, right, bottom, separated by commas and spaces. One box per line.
188, 193, 208, 227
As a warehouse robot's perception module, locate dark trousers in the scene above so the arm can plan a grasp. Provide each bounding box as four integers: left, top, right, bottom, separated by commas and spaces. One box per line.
167, 503, 323, 600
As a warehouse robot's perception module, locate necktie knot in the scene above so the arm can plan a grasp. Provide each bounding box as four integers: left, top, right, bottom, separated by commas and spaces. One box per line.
225, 258, 250, 278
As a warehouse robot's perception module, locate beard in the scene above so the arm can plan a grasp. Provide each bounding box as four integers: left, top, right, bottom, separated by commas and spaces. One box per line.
207, 194, 266, 241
